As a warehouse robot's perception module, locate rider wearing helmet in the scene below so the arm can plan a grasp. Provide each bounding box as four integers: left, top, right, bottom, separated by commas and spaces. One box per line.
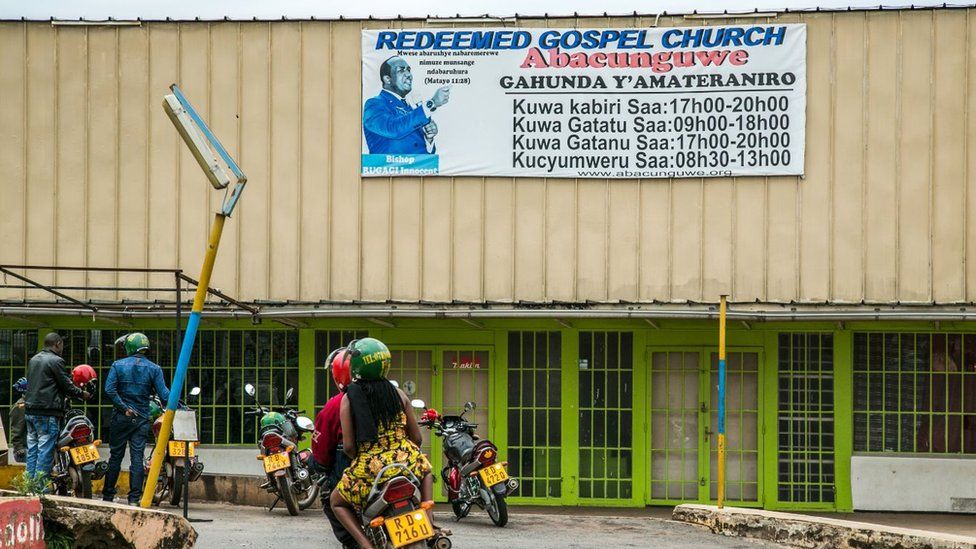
312, 348, 356, 548
330, 338, 436, 549
102, 332, 171, 505
8, 378, 28, 462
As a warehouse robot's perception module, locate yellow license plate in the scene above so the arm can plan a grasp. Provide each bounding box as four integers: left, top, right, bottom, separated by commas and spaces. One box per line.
168, 441, 196, 458
263, 451, 290, 473
384, 510, 434, 548
69, 444, 99, 465
478, 463, 509, 487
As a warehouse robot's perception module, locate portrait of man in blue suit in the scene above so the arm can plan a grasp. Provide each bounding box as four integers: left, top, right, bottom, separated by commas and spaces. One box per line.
363, 56, 451, 155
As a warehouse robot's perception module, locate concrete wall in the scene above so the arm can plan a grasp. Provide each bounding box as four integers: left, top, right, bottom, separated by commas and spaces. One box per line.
2, 10, 976, 306
851, 455, 976, 513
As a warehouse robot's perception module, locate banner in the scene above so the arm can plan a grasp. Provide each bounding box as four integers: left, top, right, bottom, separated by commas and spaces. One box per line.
361, 25, 806, 179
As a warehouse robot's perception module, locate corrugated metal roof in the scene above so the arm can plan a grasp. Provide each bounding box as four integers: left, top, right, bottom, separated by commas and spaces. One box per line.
4, 0, 975, 22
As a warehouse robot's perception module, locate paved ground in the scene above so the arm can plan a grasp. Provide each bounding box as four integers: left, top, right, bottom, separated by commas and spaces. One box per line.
179, 503, 787, 548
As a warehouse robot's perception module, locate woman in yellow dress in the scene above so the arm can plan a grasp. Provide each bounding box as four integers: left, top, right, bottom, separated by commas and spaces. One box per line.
330, 338, 434, 549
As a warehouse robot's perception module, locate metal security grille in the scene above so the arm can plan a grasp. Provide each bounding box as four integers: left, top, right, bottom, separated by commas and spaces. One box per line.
314, 330, 370, 405
854, 333, 976, 454
710, 352, 760, 503
650, 351, 700, 502
507, 331, 562, 499
0, 329, 36, 436
777, 333, 835, 504
57, 329, 298, 445
579, 331, 634, 499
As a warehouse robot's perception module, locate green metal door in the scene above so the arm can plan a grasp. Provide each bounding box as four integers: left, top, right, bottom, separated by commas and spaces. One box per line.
388, 346, 493, 500
388, 349, 436, 458
648, 348, 762, 506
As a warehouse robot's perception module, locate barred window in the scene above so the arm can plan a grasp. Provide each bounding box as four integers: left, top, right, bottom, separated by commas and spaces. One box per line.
507, 331, 562, 499
778, 333, 835, 504
854, 333, 976, 454
56, 329, 298, 446
578, 331, 633, 500
0, 329, 37, 436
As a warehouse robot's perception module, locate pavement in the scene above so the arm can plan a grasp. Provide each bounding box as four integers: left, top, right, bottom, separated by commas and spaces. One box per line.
177, 502, 787, 548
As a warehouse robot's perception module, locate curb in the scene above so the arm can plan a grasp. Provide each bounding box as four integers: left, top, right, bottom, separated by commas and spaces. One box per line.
672, 504, 976, 549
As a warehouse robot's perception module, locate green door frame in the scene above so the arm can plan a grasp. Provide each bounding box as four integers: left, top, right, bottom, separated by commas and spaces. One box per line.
387, 344, 494, 503
644, 345, 765, 507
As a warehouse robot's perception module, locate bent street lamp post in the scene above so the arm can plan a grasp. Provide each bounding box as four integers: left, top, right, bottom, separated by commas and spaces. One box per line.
142, 84, 248, 508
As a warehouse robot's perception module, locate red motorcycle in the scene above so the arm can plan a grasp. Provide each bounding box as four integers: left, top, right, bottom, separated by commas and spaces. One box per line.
419, 401, 518, 527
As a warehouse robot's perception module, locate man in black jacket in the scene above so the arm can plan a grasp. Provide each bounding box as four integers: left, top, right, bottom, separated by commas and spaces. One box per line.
24, 333, 90, 481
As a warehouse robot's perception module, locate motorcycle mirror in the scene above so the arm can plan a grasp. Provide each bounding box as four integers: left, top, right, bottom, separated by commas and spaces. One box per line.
296, 416, 314, 431
244, 383, 256, 397
464, 401, 476, 412
189, 387, 201, 396
411, 399, 426, 410
285, 387, 294, 402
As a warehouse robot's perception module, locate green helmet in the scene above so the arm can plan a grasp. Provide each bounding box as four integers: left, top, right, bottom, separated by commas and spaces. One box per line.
149, 400, 163, 421
124, 333, 150, 356
260, 411, 286, 431
348, 338, 392, 381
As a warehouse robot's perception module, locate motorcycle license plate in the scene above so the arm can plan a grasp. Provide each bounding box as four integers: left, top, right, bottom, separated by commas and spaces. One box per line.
384, 510, 434, 548
69, 444, 99, 465
263, 451, 290, 473
168, 441, 196, 458
478, 463, 509, 487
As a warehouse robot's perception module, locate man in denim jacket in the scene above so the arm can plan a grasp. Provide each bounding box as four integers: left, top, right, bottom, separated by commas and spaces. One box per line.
102, 333, 170, 505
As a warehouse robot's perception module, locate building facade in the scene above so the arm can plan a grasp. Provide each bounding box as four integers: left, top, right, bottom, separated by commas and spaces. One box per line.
2, 7, 976, 512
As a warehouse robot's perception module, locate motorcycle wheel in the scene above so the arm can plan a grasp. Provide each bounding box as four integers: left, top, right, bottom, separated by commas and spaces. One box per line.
276, 474, 300, 516
451, 501, 470, 520
485, 491, 508, 527
297, 480, 319, 510
152, 464, 170, 505
168, 466, 184, 506
68, 467, 92, 499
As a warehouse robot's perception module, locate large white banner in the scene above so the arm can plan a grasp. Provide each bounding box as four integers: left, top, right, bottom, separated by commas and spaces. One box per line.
361, 25, 806, 179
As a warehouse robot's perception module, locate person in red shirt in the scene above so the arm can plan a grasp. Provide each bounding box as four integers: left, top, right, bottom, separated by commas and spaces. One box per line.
312, 348, 355, 548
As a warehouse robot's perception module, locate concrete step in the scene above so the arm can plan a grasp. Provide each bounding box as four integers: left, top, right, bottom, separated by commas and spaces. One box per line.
673, 504, 976, 549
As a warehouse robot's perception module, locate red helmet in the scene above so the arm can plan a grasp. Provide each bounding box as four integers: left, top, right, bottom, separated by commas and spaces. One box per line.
326, 348, 351, 390
421, 408, 439, 424
72, 364, 97, 387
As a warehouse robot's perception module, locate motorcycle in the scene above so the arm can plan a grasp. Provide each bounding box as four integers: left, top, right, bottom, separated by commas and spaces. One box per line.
358, 398, 451, 549
419, 401, 518, 527
51, 381, 109, 498
244, 383, 319, 515
145, 387, 205, 506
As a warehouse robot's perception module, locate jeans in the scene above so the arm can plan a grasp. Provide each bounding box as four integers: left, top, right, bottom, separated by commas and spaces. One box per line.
322, 450, 355, 547
25, 414, 60, 481
102, 412, 150, 503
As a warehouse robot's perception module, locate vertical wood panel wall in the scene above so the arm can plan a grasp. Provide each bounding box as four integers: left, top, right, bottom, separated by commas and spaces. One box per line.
0, 11, 974, 305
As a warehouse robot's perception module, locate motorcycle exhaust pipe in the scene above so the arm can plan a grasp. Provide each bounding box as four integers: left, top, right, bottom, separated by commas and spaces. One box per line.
505, 478, 519, 496
189, 461, 205, 482
92, 461, 109, 481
